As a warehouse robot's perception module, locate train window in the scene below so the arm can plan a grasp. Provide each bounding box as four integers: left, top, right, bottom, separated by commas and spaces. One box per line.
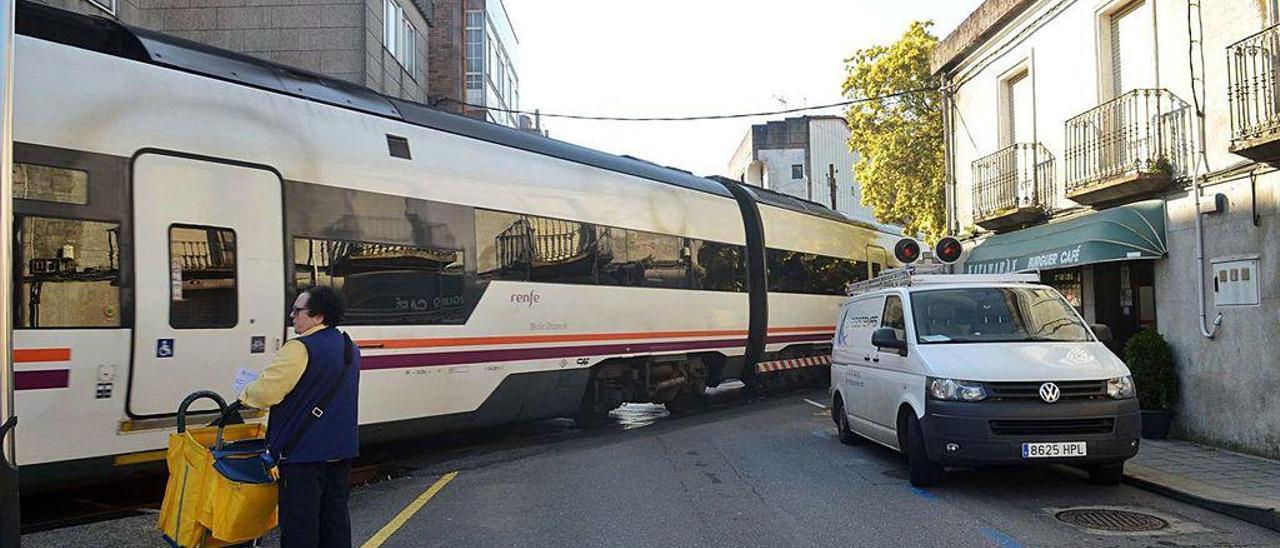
595, 226, 636, 286
767, 249, 809, 293
809, 255, 868, 294
691, 240, 746, 292
627, 231, 690, 289
527, 216, 598, 285
294, 238, 467, 325
17, 216, 121, 328
871, 262, 883, 277
14, 163, 89, 205
170, 225, 238, 329
476, 210, 531, 281
768, 249, 868, 295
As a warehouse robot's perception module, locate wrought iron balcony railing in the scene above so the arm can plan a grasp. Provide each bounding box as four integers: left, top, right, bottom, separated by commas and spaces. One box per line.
971, 143, 1055, 224
1064, 89, 1191, 194
1228, 23, 1280, 151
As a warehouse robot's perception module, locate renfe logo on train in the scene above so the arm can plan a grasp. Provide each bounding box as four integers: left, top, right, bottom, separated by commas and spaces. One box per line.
511, 290, 541, 307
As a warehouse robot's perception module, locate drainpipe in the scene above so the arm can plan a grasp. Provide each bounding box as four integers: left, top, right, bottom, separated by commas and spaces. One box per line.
1188, 0, 1221, 339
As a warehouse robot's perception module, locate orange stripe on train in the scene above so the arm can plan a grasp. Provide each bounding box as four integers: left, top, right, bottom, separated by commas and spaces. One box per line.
14, 348, 71, 363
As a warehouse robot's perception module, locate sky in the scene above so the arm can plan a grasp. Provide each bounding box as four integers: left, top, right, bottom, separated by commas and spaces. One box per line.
502, 1, 984, 177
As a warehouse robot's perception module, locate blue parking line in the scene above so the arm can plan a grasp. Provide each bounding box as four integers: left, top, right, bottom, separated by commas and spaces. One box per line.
908, 486, 938, 501
979, 526, 1023, 548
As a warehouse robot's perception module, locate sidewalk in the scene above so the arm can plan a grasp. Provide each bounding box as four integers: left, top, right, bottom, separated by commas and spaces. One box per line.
1125, 438, 1280, 532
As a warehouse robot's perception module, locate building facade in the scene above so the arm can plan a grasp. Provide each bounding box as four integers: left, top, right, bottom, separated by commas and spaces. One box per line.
728, 116, 876, 224
31, 0, 433, 102
935, 0, 1280, 457
427, 0, 522, 128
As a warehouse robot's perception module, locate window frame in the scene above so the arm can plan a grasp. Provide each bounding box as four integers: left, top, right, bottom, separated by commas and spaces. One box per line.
87, 0, 116, 15
384, 0, 419, 76
167, 223, 239, 330
997, 61, 1033, 146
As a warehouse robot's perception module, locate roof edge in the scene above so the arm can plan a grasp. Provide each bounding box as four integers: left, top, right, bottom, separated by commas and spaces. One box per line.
930, 0, 1038, 75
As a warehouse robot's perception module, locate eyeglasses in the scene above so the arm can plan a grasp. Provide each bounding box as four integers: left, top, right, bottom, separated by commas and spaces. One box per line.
290, 306, 308, 316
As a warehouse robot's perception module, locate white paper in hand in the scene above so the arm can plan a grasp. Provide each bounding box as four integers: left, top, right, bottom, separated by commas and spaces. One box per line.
233, 368, 260, 395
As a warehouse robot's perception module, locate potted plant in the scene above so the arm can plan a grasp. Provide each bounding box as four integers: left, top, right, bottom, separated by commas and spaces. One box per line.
1124, 328, 1179, 439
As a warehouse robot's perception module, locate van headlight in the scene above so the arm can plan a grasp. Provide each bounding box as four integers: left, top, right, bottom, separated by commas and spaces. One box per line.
927, 377, 987, 402
1107, 375, 1136, 400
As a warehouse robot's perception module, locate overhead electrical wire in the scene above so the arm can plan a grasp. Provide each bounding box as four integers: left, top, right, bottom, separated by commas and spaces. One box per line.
431, 86, 938, 122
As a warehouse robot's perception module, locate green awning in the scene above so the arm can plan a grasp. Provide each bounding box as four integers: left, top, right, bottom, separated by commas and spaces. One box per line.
963, 200, 1166, 274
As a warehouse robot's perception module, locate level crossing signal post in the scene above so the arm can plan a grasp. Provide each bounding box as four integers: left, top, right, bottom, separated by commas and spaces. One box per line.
1, 0, 20, 545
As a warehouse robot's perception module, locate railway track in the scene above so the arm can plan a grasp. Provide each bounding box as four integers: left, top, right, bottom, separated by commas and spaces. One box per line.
19, 379, 813, 533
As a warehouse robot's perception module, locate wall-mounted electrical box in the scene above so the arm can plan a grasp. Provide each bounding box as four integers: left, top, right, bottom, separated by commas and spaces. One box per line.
1212, 257, 1260, 307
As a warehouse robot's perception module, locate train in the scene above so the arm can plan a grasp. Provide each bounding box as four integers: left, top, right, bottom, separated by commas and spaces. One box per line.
8, 3, 900, 489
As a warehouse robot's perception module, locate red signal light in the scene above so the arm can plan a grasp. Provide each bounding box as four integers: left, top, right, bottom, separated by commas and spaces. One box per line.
935, 237, 963, 264
894, 238, 920, 264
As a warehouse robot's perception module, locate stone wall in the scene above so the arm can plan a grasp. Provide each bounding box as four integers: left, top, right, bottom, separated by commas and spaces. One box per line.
1156, 172, 1280, 458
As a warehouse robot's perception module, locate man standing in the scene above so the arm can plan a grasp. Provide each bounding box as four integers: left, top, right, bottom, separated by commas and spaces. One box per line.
240, 286, 359, 548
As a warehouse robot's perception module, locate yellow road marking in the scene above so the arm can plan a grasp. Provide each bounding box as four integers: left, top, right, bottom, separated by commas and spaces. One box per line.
361, 471, 458, 548
113, 449, 168, 466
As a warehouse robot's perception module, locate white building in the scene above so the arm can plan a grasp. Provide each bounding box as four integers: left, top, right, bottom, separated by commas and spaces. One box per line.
935, 0, 1280, 457
728, 116, 876, 223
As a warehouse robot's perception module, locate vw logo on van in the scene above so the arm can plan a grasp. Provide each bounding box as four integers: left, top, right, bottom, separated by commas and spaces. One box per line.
1039, 382, 1061, 403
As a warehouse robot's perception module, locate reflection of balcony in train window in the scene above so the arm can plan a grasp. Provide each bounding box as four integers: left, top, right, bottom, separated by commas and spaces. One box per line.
170, 225, 237, 328
293, 237, 468, 326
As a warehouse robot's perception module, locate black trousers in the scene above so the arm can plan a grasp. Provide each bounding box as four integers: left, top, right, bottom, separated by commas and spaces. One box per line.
278, 460, 352, 548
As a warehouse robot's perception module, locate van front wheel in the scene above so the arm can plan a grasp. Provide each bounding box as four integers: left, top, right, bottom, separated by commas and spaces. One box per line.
906, 415, 942, 487
834, 400, 860, 445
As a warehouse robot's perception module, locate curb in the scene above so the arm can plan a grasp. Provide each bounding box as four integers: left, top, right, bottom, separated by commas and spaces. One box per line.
1124, 463, 1280, 533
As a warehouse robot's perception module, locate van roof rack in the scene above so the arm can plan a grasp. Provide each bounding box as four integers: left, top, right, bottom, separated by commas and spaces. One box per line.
844, 265, 1040, 296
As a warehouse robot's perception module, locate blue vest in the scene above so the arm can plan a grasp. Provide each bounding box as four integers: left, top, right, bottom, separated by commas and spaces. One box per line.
267, 327, 360, 464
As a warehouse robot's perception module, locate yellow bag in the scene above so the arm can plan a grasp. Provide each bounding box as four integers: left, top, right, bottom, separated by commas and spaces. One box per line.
158, 392, 278, 547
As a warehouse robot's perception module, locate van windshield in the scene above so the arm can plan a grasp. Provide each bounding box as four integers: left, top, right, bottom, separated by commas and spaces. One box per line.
909, 287, 1092, 344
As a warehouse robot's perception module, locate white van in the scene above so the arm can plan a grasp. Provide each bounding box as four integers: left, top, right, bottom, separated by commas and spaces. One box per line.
829, 272, 1140, 487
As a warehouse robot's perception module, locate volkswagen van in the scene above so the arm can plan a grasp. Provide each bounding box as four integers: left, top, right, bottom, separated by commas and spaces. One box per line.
829, 272, 1140, 487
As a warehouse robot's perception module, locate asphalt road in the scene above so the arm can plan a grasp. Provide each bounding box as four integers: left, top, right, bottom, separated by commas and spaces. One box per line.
26, 388, 1280, 547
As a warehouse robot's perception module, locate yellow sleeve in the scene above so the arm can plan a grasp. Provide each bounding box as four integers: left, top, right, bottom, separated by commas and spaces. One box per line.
239, 340, 308, 409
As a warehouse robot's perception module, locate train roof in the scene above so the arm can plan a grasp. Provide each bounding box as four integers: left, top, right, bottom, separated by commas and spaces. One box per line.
15, 1, 882, 229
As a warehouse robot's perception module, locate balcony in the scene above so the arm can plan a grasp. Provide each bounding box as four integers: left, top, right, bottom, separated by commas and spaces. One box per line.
971, 143, 1054, 232
1228, 24, 1280, 160
1064, 89, 1191, 207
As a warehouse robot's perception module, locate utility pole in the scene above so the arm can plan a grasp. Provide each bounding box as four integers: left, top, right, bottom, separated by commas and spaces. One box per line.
827, 164, 838, 211
0, 0, 19, 545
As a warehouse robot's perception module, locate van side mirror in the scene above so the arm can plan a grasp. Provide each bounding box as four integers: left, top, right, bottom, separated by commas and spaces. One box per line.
1091, 323, 1113, 344
872, 327, 907, 356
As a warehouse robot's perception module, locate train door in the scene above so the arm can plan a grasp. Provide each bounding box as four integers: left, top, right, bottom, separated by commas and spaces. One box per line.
127, 153, 284, 417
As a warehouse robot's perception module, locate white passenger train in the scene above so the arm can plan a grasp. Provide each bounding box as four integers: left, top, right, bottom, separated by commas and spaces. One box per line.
9, 4, 900, 488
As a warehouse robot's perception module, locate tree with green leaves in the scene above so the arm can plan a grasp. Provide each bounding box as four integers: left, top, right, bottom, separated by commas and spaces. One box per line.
842, 21, 945, 242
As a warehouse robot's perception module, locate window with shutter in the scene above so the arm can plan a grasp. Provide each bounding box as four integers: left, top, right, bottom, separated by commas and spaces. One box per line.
1006, 71, 1032, 144
1110, 1, 1155, 96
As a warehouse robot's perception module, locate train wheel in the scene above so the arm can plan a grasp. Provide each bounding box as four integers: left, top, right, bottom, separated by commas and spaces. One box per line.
665, 383, 706, 415
573, 380, 611, 428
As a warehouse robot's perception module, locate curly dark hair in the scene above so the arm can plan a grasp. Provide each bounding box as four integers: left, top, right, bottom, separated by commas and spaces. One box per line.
303, 285, 345, 327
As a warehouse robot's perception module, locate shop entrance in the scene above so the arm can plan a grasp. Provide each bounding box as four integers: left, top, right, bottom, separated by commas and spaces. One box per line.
1093, 261, 1156, 355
